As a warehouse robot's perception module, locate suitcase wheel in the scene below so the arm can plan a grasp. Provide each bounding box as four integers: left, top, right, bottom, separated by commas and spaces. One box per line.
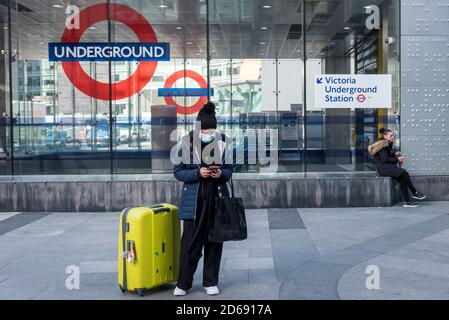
119, 285, 126, 293
137, 289, 145, 297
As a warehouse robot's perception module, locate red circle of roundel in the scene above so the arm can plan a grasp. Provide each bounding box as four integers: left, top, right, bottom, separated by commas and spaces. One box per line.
61, 3, 158, 101
163, 70, 208, 115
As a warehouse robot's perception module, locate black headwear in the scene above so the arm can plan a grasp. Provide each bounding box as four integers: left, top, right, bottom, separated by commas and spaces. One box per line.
379, 128, 392, 135
197, 102, 217, 129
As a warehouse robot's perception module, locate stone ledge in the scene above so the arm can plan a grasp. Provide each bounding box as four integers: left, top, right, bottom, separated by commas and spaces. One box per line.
0, 174, 409, 212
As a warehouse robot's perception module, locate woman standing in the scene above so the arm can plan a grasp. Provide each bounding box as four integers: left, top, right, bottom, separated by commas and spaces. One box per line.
369, 128, 426, 208
173, 102, 233, 296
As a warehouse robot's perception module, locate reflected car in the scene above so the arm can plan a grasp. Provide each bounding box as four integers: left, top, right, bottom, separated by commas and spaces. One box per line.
86, 128, 120, 148
45, 130, 68, 151
46, 130, 83, 151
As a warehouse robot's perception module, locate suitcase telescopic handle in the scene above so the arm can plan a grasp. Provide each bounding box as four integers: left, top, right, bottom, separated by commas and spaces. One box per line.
148, 204, 163, 209
152, 207, 171, 214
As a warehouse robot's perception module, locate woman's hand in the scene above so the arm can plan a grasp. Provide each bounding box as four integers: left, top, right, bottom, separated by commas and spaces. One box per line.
211, 169, 222, 179
199, 167, 211, 178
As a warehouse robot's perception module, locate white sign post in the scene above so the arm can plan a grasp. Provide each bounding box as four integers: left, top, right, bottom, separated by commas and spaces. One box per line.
313, 74, 392, 109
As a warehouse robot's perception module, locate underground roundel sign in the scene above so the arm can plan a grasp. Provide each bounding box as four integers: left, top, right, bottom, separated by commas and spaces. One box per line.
49, 3, 170, 101
356, 94, 366, 103
159, 70, 212, 115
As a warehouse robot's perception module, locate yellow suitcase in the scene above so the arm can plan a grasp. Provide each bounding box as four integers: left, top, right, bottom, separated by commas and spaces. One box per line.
118, 203, 180, 296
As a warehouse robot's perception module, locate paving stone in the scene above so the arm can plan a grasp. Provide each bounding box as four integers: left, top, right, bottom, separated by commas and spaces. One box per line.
0, 212, 50, 236
268, 209, 305, 229
317, 248, 381, 266
224, 257, 274, 270
80, 261, 117, 274
247, 220, 270, 229
388, 239, 449, 265
221, 248, 250, 258
270, 229, 319, 279
338, 264, 449, 300
279, 260, 351, 300
370, 254, 449, 279
0, 213, 21, 222
225, 240, 272, 250
249, 247, 273, 258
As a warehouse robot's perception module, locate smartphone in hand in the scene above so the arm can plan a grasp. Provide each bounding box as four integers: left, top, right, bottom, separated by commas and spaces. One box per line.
395, 152, 404, 167
208, 165, 220, 174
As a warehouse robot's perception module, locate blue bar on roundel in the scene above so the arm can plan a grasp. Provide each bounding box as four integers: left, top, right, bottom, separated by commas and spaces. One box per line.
157, 88, 215, 97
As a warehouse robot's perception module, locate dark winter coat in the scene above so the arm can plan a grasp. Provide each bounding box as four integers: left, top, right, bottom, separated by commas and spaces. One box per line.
173, 131, 233, 220
368, 139, 405, 178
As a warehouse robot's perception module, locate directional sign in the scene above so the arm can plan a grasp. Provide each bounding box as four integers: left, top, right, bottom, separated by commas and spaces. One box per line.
313, 74, 392, 109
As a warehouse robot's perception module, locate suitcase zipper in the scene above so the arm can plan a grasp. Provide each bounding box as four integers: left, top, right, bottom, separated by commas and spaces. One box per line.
121, 207, 131, 292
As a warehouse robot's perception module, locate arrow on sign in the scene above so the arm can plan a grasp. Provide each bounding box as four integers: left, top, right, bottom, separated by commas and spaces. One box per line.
316, 77, 323, 84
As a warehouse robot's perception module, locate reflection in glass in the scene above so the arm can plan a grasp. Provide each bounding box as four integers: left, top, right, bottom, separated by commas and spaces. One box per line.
0, 0, 400, 175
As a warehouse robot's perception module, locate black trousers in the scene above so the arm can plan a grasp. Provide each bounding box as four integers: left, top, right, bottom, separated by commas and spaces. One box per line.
176, 219, 223, 290
394, 171, 417, 202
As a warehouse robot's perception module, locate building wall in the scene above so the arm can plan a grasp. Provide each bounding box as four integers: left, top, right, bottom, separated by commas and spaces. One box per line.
401, 0, 449, 175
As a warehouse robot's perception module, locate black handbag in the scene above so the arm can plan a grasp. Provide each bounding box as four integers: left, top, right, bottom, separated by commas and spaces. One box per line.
208, 178, 247, 243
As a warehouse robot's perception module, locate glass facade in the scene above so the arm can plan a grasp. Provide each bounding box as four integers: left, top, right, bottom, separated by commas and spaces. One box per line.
0, 0, 400, 175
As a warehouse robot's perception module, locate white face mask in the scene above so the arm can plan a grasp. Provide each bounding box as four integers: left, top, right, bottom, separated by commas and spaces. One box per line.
199, 133, 215, 143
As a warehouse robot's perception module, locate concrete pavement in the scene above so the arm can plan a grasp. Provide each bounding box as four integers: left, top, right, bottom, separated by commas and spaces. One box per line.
1, 202, 449, 299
